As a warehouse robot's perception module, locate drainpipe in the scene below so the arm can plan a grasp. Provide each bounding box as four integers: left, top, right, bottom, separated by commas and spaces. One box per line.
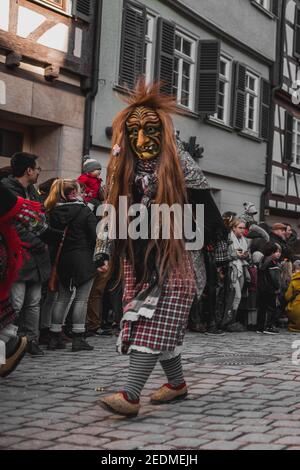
82, 0, 102, 158
260, 0, 287, 221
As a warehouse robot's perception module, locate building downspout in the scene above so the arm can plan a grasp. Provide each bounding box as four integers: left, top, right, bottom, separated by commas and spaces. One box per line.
260, 0, 286, 221
82, 0, 102, 158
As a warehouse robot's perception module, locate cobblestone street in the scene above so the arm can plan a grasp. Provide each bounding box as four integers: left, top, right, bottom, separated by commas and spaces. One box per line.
1, 331, 300, 450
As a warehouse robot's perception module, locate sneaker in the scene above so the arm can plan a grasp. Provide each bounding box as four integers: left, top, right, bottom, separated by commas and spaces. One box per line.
263, 326, 280, 335
27, 340, 44, 356
205, 326, 226, 336
256, 330, 264, 334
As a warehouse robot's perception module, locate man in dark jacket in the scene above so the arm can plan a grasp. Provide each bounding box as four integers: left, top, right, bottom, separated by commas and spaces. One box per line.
256, 242, 282, 334
2, 153, 50, 356
270, 223, 293, 261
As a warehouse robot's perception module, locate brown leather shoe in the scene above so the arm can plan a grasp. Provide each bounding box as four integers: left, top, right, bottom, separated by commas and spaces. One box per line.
0, 336, 27, 378
99, 392, 140, 417
150, 382, 188, 404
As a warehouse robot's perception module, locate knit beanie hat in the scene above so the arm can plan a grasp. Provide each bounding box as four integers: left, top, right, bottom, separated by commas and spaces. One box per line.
82, 155, 102, 174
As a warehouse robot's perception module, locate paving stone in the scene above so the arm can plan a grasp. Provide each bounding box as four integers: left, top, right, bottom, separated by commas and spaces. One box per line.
71, 423, 115, 438
103, 440, 146, 450
57, 434, 109, 447
240, 444, 286, 450
169, 428, 206, 438
237, 433, 277, 444
274, 436, 300, 445
9, 439, 52, 450
164, 437, 209, 448
0, 436, 26, 448
199, 440, 243, 450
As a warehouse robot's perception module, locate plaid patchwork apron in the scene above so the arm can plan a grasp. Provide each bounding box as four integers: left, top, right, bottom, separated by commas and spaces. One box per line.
120, 255, 196, 352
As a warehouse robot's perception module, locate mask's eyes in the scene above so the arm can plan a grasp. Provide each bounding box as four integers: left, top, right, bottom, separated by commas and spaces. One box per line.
145, 126, 157, 135
129, 127, 139, 138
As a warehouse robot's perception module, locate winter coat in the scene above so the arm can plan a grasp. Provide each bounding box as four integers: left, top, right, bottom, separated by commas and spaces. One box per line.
49, 201, 97, 288
258, 256, 281, 295
1, 176, 50, 282
285, 272, 300, 332
77, 173, 102, 203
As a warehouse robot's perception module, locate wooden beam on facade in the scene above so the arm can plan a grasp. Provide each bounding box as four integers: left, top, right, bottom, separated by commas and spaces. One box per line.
5, 51, 22, 68
44, 64, 60, 81
0, 30, 89, 77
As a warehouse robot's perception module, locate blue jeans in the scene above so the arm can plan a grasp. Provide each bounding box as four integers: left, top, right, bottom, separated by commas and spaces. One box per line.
10, 281, 42, 341
50, 278, 94, 334
40, 290, 58, 330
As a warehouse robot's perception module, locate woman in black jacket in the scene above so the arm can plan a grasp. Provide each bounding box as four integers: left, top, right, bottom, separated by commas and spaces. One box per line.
45, 179, 97, 351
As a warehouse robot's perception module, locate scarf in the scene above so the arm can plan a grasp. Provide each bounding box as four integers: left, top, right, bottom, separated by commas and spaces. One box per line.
230, 231, 248, 277
134, 157, 159, 207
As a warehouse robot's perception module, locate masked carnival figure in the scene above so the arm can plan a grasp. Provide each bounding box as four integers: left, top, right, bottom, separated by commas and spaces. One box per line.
95, 80, 225, 416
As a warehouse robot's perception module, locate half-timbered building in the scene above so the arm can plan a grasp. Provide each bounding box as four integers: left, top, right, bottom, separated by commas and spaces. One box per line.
0, 0, 96, 180
263, 0, 300, 229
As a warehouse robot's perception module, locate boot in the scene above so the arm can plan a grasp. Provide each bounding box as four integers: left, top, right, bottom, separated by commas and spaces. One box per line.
39, 328, 50, 346
72, 333, 94, 352
47, 332, 66, 350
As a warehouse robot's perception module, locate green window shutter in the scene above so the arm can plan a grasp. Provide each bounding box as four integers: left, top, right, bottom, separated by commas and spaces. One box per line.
294, 6, 300, 60
154, 18, 175, 95
260, 79, 271, 140
284, 112, 294, 164
119, 0, 146, 89
72, 0, 92, 23
231, 62, 246, 131
196, 40, 220, 115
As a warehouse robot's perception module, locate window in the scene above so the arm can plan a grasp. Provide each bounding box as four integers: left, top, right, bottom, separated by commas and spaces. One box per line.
213, 56, 231, 124
292, 118, 300, 166
143, 14, 155, 83
172, 32, 196, 109
245, 71, 259, 133
255, 0, 270, 10
40, 0, 66, 9
0, 129, 23, 158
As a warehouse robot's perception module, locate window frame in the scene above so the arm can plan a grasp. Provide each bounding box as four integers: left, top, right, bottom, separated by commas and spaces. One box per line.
143, 13, 156, 84
292, 117, 300, 168
172, 30, 196, 111
211, 55, 232, 125
255, 0, 271, 10
245, 70, 260, 134
36, 0, 67, 10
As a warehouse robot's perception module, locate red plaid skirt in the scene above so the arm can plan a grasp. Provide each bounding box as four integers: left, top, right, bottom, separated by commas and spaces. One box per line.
121, 256, 196, 352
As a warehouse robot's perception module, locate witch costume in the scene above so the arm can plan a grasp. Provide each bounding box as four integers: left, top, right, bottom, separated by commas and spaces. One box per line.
95, 81, 225, 416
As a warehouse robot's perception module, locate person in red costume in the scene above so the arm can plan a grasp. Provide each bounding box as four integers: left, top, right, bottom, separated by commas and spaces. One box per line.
0, 183, 50, 377
77, 157, 103, 211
